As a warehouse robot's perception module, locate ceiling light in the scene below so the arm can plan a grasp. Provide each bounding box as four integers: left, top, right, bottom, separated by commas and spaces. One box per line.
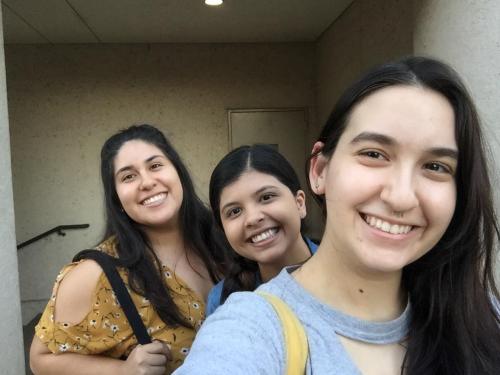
205, 0, 223, 6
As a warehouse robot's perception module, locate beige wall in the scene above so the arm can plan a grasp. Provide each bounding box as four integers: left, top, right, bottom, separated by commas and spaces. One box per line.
6, 43, 316, 323
316, 0, 414, 128
0, 6, 25, 374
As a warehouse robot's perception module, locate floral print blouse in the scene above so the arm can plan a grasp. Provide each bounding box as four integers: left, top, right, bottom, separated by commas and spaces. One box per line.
35, 237, 205, 373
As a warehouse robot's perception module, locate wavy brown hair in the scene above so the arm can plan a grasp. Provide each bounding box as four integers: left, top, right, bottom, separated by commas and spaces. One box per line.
78, 124, 225, 328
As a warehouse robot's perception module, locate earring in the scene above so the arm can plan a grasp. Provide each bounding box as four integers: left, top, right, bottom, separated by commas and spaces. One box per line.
315, 182, 319, 189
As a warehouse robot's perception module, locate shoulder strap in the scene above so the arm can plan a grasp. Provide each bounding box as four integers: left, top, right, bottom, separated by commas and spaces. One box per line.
75, 250, 152, 345
257, 291, 309, 375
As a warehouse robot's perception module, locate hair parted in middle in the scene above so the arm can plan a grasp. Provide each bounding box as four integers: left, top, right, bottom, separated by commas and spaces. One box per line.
307, 56, 500, 374
77, 124, 225, 328
209, 144, 303, 303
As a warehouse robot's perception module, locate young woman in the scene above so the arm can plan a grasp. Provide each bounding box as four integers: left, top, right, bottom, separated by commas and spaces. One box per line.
174, 57, 500, 374
205, 145, 318, 315
30, 124, 224, 374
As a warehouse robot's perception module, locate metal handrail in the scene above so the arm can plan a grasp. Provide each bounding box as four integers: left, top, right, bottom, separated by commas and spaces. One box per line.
17, 224, 90, 250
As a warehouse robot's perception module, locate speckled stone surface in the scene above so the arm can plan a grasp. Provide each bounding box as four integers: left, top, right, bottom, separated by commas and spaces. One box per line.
5, 43, 317, 325
0, 7, 26, 374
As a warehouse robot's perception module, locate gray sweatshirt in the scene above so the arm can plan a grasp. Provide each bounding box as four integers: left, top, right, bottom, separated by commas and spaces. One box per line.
175, 267, 410, 374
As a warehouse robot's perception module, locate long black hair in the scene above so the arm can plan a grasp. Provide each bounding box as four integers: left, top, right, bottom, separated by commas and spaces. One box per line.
308, 56, 500, 374
86, 124, 224, 328
209, 144, 303, 303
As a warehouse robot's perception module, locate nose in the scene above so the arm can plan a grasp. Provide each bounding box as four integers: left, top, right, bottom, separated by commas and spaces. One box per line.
139, 173, 156, 191
245, 206, 265, 227
380, 168, 419, 213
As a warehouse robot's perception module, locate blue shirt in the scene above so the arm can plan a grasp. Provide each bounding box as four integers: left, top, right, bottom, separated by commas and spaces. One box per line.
205, 236, 318, 316
175, 266, 410, 375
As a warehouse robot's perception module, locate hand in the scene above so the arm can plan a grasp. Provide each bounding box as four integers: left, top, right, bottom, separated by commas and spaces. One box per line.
122, 341, 172, 375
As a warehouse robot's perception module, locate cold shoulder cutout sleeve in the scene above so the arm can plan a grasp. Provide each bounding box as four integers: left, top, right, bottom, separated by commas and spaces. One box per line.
35, 237, 207, 372
35, 261, 136, 357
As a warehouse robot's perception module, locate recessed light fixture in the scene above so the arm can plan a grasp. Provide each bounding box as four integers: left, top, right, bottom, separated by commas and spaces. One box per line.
205, 0, 223, 6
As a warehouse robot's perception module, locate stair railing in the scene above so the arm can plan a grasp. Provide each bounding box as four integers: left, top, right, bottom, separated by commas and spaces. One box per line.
17, 224, 90, 250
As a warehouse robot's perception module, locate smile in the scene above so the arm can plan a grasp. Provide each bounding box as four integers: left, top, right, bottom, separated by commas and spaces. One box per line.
141, 193, 167, 206
363, 214, 413, 235
250, 228, 278, 243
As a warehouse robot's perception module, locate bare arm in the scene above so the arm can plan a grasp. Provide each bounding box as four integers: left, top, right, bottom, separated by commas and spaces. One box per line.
30, 336, 170, 375
30, 260, 170, 375
30, 336, 125, 375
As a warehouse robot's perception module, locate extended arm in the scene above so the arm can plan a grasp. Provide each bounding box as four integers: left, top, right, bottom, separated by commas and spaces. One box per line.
174, 292, 284, 375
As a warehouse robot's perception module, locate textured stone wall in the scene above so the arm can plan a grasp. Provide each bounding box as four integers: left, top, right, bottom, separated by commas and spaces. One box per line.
6, 43, 316, 323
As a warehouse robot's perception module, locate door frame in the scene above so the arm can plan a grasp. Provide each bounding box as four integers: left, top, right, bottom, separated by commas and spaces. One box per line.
226, 107, 309, 150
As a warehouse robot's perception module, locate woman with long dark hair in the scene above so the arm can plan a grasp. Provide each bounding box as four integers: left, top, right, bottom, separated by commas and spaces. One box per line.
206, 145, 317, 315
30, 124, 224, 374
175, 57, 500, 374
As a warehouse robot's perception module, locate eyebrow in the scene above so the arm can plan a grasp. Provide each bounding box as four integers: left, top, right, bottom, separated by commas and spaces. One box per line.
350, 131, 458, 160
115, 155, 164, 176
427, 147, 458, 160
220, 185, 278, 213
350, 132, 395, 146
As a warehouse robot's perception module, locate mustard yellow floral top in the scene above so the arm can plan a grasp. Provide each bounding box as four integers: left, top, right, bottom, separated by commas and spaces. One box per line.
35, 237, 205, 373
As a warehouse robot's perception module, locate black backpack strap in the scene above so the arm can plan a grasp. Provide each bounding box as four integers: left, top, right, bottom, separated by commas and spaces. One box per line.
74, 250, 152, 345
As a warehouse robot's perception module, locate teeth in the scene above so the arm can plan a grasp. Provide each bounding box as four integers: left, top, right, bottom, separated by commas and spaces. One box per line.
364, 215, 412, 235
142, 193, 166, 205
389, 225, 399, 234
251, 228, 278, 243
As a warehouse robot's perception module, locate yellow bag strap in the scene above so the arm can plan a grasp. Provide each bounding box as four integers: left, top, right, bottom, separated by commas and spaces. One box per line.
257, 291, 309, 375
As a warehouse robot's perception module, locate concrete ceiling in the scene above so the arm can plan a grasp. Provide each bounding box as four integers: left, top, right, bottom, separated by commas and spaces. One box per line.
1, 0, 353, 44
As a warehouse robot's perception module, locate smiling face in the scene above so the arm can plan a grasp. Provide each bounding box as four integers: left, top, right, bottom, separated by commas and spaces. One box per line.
310, 85, 457, 275
113, 140, 184, 230
219, 170, 306, 266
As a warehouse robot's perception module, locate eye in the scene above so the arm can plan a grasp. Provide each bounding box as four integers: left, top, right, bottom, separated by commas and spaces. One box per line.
150, 162, 163, 170
356, 149, 390, 167
260, 193, 276, 202
424, 162, 452, 174
225, 207, 242, 218
121, 173, 136, 182
359, 150, 387, 160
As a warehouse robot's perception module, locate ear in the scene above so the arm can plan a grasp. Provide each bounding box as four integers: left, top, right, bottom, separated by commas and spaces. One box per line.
309, 141, 328, 195
294, 190, 307, 219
